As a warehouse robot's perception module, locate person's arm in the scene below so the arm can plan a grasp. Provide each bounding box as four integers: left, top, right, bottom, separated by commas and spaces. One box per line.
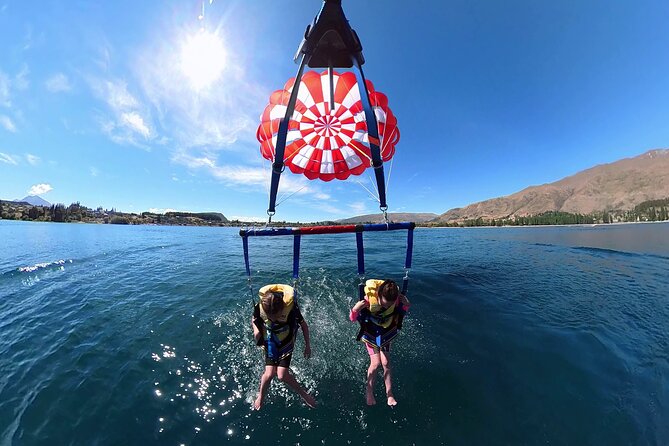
349, 300, 368, 321
300, 319, 312, 358
396, 294, 410, 330
399, 294, 410, 312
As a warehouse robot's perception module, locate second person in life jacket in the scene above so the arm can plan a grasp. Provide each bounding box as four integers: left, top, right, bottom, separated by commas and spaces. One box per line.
252, 284, 316, 410
350, 279, 410, 406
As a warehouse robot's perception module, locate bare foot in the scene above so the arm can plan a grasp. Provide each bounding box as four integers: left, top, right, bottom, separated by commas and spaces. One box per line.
253, 394, 263, 410
302, 393, 317, 409
387, 395, 397, 406
366, 389, 377, 406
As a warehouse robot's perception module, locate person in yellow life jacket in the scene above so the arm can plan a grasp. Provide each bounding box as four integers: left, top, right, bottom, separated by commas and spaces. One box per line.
349, 279, 410, 406
251, 284, 316, 410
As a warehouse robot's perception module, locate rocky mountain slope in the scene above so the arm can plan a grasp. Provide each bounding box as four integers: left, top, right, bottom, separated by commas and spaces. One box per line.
436, 149, 669, 222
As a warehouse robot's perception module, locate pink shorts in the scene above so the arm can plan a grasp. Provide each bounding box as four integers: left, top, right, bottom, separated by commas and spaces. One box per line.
365, 342, 391, 356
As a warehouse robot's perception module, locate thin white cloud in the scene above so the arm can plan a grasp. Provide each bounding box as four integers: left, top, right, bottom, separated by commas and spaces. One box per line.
349, 201, 368, 214
171, 151, 312, 196
0, 152, 19, 165
45, 73, 72, 93
22, 26, 34, 51
148, 208, 180, 214
90, 167, 99, 177
0, 66, 29, 108
120, 111, 151, 138
14, 65, 29, 90
90, 78, 154, 148
311, 202, 346, 215
311, 200, 375, 218
0, 71, 10, 107
25, 154, 40, 165
28, 183, 52, 195
102, 79, 138, 110
0, 115, 17, 132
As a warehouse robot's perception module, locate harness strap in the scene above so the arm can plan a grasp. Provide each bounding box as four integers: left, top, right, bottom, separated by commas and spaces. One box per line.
267, 54, 311, 215
352, 56, 387, 210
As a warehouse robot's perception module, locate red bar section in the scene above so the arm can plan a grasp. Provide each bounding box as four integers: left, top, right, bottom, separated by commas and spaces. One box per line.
298, 224, 359, 235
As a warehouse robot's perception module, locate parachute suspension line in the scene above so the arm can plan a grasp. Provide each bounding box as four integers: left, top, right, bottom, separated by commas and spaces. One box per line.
341, 142, 373, 163
352, 56, 388, 212
385, 156, 395, 203
275, 182, 309, 208
263, 159, 271, 206
268, 53, 312, 217
258, 124, 273, 203
365, 169, 381, 203
355, 178, 380, 203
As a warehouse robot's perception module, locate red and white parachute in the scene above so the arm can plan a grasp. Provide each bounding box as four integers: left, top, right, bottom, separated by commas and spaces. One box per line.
257, 70, 399, 182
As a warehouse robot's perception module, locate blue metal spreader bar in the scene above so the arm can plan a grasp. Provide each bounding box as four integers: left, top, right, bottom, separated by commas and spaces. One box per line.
239, 222, 415, 238
240, 222, 415, 298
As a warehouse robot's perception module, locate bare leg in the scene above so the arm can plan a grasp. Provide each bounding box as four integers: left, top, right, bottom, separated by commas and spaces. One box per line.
380, 350, 397, 406
254, 366, 276, 410
366, 353, 380, 405
277, 367, 317, 408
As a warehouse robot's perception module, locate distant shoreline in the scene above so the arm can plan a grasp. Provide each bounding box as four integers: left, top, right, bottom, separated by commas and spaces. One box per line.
2, 217, 668, 230
3, 198, 669, 228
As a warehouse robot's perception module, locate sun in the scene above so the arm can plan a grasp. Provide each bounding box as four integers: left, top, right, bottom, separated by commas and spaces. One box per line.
180, 30, 227, 91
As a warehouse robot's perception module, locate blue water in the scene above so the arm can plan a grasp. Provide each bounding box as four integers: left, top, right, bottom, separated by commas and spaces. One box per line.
1, 220, 668, 445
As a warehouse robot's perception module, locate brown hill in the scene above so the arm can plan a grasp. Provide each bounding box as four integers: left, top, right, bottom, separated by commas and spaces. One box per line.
436, 149, 669, 222
338, 212, 438, 224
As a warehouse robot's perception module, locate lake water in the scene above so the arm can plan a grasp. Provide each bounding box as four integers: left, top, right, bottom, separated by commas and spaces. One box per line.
1, 220, 668, 445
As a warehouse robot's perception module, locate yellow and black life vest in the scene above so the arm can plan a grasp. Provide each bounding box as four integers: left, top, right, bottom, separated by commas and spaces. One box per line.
257, 284, 298, 360
365, 279, 398, 328
357, 279, 402, 348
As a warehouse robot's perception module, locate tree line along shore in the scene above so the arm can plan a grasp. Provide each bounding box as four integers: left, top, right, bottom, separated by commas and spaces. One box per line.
1, 198, 668, 228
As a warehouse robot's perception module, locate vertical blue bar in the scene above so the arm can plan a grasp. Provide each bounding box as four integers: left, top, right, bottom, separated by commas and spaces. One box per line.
405, 228, 414, 269
356, 231, 365, 301
401, 276, 409, 295
356, 231, 365, 276
293, 234, 301, 280
242, 235, 251, 277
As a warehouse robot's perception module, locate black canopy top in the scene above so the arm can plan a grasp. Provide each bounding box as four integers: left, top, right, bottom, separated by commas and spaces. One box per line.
294, 0, 365, 68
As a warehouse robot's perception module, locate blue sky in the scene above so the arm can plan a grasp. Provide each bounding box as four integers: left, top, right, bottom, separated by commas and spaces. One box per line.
1, 0, 668, 222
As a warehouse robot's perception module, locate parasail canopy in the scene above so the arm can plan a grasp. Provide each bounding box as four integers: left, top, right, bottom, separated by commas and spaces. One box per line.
257, 70, 399, 182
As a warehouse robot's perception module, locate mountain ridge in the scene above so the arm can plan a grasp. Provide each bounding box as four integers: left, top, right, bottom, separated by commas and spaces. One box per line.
435, 149, 669, 222
15, 195, 51, 207
337, 212, 438, 224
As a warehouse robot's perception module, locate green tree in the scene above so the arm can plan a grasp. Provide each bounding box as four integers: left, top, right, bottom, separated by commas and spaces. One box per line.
28, 206, 39, 220
52, 204, 66, 222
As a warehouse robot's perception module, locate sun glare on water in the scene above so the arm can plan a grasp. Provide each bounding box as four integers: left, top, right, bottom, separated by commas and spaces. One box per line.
180, 30, 226, 91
